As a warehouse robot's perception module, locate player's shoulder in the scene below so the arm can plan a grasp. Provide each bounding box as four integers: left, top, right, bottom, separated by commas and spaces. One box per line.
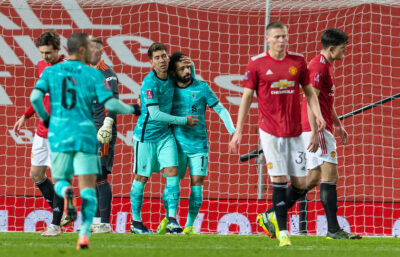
192, 78, 209, 88
142, 70, 159, 87
309, 54, 329, 71
287, 51, 306, 61
250, 52, 268, 62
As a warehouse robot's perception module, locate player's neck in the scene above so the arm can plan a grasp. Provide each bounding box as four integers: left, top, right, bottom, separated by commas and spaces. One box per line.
69, 54, 85, 63
154, 70, 168, 80
321, 51, 333, 63
268, 50, 286, 60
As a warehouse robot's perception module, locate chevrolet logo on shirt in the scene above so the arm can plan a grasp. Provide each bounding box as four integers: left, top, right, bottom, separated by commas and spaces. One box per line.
271, 80, 295, 89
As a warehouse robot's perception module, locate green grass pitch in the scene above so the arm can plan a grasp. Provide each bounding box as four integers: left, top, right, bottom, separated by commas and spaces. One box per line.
0, 233, 399, 257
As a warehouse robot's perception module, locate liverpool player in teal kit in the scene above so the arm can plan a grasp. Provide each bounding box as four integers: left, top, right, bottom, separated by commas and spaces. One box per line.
30, 32, 140, 250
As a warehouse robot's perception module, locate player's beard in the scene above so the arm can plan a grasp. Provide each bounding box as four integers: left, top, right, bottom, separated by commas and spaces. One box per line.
177, 73, 191, 84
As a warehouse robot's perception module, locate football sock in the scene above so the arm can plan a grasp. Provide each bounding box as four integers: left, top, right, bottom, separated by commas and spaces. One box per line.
165, 176, 180, 218
286, 184, 308, 210
272, 182, 288, 231
162, 186, 169, 218
54, 180, 71, 198
35, 177, 54, 209
186, 185, 203, 227
51, 193, 64, 226
97, 180, 112, 224
130, 180, 145, 221
79, 188, 97, 238
320, 182, 340, 233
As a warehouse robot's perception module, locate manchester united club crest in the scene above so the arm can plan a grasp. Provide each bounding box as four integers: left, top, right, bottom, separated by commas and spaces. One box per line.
267, 162, 273, 169
330, 151, 336, 158
289, 66, 297, 76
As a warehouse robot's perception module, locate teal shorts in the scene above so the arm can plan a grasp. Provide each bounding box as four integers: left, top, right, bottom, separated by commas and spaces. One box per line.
133, 134, 178, 177
177, 152, 208, 180
50, 151, 100, 180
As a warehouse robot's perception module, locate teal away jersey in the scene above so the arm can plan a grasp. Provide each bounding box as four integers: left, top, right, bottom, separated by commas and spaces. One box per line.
172, 79, 219, 153
35, 60, 113, 154
133, 70, 175, 142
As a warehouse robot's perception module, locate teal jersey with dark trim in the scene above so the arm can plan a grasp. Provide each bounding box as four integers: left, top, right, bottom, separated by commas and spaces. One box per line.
133, 70, 175, 142
172, 79, 219, 153
34, 60, 113, 153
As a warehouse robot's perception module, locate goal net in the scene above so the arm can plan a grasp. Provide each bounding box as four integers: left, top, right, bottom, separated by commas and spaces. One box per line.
0, 0, 399, 236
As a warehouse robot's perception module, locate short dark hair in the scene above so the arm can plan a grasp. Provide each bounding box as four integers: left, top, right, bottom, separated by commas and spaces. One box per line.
36, 30, 60, 50
168, 51, 186, 73
147, 42, 167, 59
266, 21, 286, 32
67, 32, 89, 55
321, 28, 348, 49
91, 37, 103, 46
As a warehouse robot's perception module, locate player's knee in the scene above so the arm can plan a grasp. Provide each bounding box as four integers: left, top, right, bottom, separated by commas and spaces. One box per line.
307, 177, 320, 189
30, 166, 46, 182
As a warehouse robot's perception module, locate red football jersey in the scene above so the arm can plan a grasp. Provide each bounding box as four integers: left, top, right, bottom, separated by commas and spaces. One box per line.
243, 51, 310, 137
24, 55, 66, 138
301, 54, 334, 134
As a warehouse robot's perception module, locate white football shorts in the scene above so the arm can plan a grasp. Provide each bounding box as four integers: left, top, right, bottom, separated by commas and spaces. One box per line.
259, 129, 307, 178
301, 130, 338, 170
31, 134, 51, 168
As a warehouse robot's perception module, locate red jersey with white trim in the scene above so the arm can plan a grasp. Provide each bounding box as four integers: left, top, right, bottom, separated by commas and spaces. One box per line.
301, 54, 334, 134
243, 51, 310, 137
23, 55, 66, 138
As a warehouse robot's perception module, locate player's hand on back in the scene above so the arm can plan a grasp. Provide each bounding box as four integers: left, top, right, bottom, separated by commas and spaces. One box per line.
307, 130, 319, 153
186, 115, 200, 127
13, 115, 27, 136
228, 131, 242, 154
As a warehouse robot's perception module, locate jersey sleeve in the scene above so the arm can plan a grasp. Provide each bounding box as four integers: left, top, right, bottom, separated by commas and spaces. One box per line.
298, 57, 311, 87
106, 70, 120, 120
204, 82, 219, 108
93, 69, 113, 104
308, 61, 326, 91
141, 78, 159, 107
242, 59, 258, 90
34, 68, 50, 94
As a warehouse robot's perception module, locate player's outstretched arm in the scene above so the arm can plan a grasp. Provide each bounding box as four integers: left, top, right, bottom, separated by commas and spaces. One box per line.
30, 89, 49, 126
228, 88, 254, 154
104, 98, 140, 115
212, 102, 235, 135
147, 105, 199, 127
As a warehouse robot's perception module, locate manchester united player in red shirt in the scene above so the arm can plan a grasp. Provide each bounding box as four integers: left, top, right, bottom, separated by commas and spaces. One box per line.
301, 28, 361, 239
13, 30, 68, 236
229, 21, 325, 247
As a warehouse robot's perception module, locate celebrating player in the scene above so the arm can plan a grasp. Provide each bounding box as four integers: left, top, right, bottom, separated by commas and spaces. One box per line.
30, 32, 140, 250
300, 28, 361, 239
130, 43, 199, 234
229, 21, 325, 246
89, 37, 119, 233
13, 30, 69, 236
156, 52, 235, 235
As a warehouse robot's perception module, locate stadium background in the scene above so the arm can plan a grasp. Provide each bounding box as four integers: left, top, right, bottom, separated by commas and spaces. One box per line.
0, 0, 399, 235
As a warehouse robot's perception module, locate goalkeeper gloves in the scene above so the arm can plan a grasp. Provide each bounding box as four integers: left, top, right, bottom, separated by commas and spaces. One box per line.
97, 117, 114, 144
132, 104, 141, 116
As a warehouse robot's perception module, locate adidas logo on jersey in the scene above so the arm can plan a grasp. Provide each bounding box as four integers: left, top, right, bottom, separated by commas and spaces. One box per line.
266, 69, 273, 75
